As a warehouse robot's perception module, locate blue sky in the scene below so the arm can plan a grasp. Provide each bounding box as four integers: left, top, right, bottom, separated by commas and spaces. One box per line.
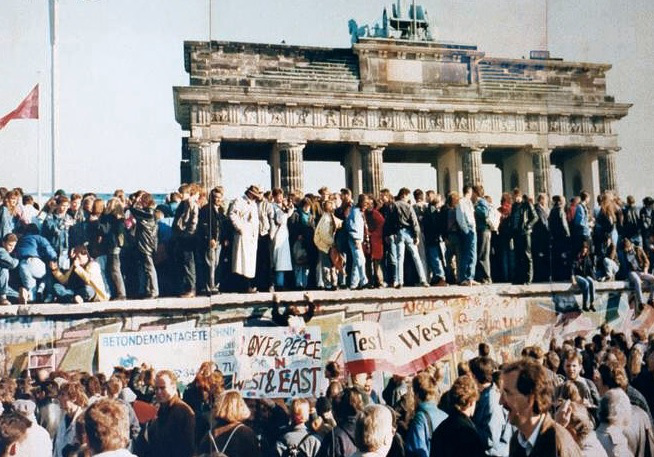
0, 0, 652, 201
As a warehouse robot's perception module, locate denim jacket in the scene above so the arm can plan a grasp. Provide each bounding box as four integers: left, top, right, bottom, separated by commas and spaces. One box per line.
405, 400, 448, 457
473, 384, 513, 457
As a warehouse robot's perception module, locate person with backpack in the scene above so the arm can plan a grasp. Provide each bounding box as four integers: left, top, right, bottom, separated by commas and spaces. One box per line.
196, 390, 260, 457
276, 398, 322, 457
317, 388, 364, 457
405, 372, 448, 457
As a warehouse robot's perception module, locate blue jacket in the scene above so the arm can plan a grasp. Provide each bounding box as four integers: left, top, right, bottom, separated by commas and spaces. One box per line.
346, 207, 365, 242
15, 234, 58, 261
41, 213, 72, 256
0, 247, 18, 270
573, 204, 591, 238
0, 207, 16, 240
405, 400, 448, 457
472, 384, 513, 457
475, 198, 491, 232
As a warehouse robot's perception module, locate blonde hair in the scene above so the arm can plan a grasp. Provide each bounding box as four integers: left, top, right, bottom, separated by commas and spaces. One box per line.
355, 405, 393, 452
291, 398, 310, 425
214, 390, 250, 423
104, 197, 124, 218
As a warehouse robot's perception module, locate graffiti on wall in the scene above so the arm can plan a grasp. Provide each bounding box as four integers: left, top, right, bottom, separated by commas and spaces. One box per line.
0, 287, 652, 384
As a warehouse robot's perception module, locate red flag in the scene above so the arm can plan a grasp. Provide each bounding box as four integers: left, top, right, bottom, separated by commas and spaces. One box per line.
0, 85, 39, 130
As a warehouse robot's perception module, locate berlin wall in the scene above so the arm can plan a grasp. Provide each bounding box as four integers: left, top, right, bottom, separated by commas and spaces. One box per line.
1, 283, 652, 394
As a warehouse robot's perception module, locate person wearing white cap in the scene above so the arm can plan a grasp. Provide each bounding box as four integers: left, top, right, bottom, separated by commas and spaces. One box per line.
11, 399, 52, 457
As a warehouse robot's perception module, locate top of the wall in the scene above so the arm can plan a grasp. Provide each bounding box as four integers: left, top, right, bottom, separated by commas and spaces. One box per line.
0, 281, 631, 320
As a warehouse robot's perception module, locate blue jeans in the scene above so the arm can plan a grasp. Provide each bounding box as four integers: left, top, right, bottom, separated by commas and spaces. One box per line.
349, 238, 368, 288
0, 268, 18, 299
628, 271, 654, 306
603, 258, 619, 279
294, 266, 309, 289
459, 230, 477, 282
53, 283, 95, 303
394, 229, 427, 285
574, 275, 595, 307
427, 245, 445, 281
384, 239, 397, 285
18, 258, 47, 301
274, 271, 286, 288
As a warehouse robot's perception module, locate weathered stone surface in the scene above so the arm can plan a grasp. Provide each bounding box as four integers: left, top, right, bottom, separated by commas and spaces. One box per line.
174, 38, 630, 200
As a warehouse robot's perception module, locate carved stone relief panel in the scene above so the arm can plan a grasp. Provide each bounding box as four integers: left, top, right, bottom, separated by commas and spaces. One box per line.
351, 109, 366, 128
399, 111, 418, 130
476, 113, 492, 132
592, 116, 605, 133
269, 105, 286, 125
548, 115, 560, 132
211, 103, 229, 123
570, 116, 583, 133
378, 110, 393, 129
525, 114, 540, 132
428, 113, 445, 131
559, 116, 571, 134
324, 108, 340, 128
496, 114, 516, 132
242, 105, 258, 125
295, 107, 312, 126
453, 113, 469, 131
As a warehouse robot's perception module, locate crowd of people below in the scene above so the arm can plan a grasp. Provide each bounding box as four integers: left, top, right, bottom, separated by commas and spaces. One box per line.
0, 324, 653, 456
1, 183, 654, 309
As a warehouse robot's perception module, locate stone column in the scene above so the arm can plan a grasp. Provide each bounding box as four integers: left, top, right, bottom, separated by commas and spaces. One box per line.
531, 148, 552, 197
461, 146, 484, 187
598, 148, 619, 194
274, 142, 305, 195
344, 145, 363, 196
189, 140, 221, 189
360, 144, 385, 195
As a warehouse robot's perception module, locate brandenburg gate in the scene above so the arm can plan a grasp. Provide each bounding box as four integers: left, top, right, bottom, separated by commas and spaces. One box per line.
173, 7, 630, 201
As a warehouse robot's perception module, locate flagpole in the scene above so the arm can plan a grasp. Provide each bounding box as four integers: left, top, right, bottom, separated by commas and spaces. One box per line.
37, 75, 42, 206
49, 0, 58, 194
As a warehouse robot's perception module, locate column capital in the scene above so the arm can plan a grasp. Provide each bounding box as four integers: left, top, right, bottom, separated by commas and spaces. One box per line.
598, 146, 621, 155
274, 141, 306, 150
187, 137, 212, 148
529, 148, 553, 160
359, 143, 387, 151
462, 144, 486, 152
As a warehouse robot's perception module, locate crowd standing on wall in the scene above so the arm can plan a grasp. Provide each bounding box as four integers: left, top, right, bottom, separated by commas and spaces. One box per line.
0, 327, 653, 456
0, 184, 654, 312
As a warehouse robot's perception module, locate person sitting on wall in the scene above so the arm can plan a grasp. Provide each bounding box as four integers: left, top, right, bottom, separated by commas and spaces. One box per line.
0, 233, 19, 305
272, 296, 315, 327
15, 223, 58, 304
50, 245, 108, 304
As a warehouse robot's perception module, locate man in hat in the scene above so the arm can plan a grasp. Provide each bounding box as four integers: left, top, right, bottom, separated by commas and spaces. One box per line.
228, 185, 262, 293
12, 399, 52, 457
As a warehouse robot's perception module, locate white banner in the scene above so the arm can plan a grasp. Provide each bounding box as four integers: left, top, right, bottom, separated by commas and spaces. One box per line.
385, 308, 455, 375
339, 321, 390, 375
340, 308, 455, 376
233, 326, 322, 398
98, 323, 242, 384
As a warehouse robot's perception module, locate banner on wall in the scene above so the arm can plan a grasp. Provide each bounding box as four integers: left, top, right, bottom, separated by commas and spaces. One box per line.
386, 309, 455, 375
98, 323, 242, 384
232, 326, 322, 399
340, 307, 455, 376
339, 321, 391, 375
